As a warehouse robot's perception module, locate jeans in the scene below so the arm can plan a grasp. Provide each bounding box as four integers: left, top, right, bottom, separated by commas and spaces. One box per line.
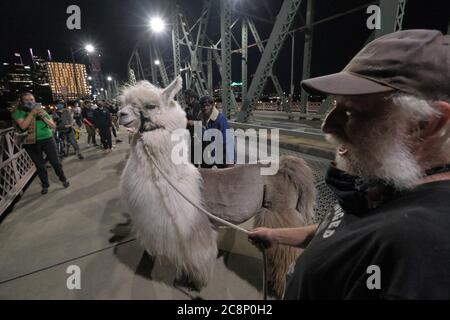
111, 125, 117, 139
85, 124, 96, 145
63, 128, 81, 154
74, 115, 82, 128
99, 127, 112, 149
25, 137, 67, 188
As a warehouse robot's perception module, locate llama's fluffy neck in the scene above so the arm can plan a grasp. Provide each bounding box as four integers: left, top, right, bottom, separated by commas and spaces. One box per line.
131, 130, 198, 185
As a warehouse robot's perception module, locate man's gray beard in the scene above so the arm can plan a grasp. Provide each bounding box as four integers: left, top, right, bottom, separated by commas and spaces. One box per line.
327, 134, 423, 191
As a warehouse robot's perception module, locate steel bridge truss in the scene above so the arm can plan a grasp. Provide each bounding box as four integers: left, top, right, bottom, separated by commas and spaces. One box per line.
126, 0, 416, 122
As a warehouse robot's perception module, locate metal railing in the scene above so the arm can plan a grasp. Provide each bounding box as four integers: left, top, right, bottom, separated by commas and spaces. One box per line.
217, 99, 333, 120
0, 128, 36, 216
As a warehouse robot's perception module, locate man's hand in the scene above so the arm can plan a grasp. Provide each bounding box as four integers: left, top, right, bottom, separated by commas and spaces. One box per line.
249, 225, 319, 249
248, 228, 279, 250
30, 108, 41, 116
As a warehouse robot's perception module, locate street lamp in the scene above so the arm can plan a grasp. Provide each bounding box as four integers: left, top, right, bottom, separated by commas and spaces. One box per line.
154, 60, 161, 66
85, 44, 95, 53
107, 76, 113, 81
88, 76, 92, 81
70, 44, 96, 99
149, 16, 165, 33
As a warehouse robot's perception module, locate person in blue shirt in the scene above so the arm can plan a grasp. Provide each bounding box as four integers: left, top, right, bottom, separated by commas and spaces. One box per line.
199, 95, 235, 168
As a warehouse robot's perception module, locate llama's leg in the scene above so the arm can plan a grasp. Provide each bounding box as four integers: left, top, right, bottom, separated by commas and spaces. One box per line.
176, 229, 218, 291
253, 208, 304, 299
173, 272, 201, 292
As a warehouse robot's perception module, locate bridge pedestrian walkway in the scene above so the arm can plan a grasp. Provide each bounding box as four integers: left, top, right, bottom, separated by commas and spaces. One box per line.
0, 127, 334, 299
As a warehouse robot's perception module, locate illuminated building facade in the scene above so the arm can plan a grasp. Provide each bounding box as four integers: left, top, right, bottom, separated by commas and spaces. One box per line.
46, 62, 90, 101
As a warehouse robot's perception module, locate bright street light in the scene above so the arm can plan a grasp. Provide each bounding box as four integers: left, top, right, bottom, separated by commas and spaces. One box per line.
154, 60, 160, 65
149, 17, 165, 33
107, 76, 113, 81
85, 44, 95, 53
88, 76, 92, 80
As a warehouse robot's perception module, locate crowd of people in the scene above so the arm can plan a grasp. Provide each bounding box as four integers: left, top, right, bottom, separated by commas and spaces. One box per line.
8, 93, 122, 194
3, 89, 233, 195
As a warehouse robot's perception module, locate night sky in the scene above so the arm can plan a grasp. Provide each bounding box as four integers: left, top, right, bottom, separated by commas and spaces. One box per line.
0, 0, 448, 92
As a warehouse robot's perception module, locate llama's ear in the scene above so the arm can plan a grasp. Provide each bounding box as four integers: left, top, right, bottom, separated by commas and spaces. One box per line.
161, 76, 183, 104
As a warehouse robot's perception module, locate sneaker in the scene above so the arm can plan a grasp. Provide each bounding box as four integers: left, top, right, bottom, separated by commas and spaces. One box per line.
41, 187, 48, 195
78, 154, 84, 160
116, 139, 123, 143
63, 181, 70, 188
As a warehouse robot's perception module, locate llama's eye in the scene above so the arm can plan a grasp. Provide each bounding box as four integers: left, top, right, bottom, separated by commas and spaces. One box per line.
145, 104, 157, 110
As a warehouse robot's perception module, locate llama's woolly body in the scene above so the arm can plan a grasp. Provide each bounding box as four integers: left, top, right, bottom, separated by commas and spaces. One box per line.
120, 130, 218, 287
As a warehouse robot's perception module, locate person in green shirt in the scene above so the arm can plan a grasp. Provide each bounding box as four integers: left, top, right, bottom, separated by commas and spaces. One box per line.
12, 92, 70, 194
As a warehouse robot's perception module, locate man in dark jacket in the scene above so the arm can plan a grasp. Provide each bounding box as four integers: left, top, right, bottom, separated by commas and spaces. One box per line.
199, 95, 234, 168
93, 100, 113, 152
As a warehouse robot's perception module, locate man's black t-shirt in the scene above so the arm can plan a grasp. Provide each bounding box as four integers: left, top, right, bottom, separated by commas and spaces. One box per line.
284, 180, 450, 299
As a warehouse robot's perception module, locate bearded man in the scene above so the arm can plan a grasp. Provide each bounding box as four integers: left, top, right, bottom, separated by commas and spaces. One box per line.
249, 29, 450, 299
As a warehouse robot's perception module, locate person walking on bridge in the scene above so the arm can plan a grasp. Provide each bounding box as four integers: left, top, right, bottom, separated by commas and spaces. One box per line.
93, 100, 113, 153
12, 93, 70, 195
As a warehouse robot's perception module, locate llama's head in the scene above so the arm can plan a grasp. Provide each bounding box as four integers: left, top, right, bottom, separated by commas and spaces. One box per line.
118, 76, 186, 134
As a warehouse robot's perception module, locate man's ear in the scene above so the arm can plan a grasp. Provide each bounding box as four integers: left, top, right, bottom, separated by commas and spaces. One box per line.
161, 76, 183, 105
418, 101, 450, 138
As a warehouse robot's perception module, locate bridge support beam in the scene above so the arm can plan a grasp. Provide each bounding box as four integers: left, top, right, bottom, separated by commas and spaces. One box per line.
237, 0, 302, 122
221, 0, 233, 118
300, 0, 314, 114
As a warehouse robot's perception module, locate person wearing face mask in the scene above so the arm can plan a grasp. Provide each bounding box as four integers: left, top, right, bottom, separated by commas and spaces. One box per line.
248, 30, 450, 300
55, 101, 84, 160
11, 93, 70, 194
93, 100, 113, 153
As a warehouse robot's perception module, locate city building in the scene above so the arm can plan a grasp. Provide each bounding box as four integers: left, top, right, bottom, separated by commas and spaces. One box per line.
30, 55, 52, 103
0, 62, 34, 106
46, 62, 90, 101
1, 52, 91, 105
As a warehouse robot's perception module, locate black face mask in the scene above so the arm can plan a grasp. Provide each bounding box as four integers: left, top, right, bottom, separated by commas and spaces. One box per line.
325, 163, 450, 216
21, 102, 36, 112
325, 164, 399, 216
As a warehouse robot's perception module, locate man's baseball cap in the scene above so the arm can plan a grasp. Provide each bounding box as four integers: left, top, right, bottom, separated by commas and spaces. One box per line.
301, 29, 450, 100
199, 95, 214, 106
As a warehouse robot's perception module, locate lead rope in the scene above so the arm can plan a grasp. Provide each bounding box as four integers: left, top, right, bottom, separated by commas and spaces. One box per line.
139, 135, 268, 300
